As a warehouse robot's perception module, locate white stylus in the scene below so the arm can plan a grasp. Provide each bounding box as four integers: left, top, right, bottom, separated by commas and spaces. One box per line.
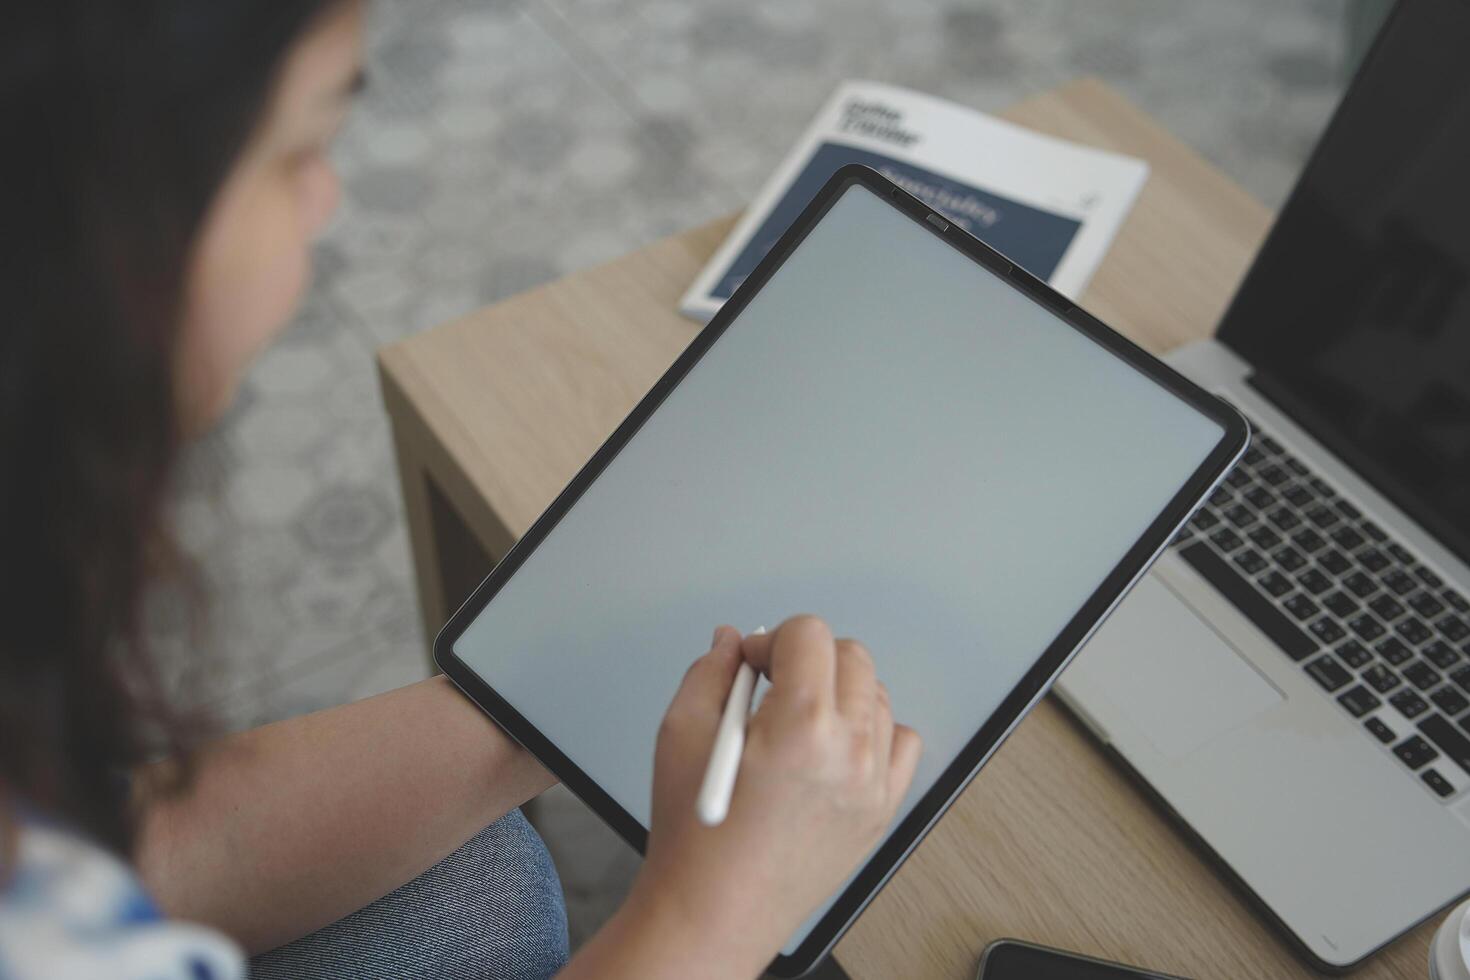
695, 626, 764, 826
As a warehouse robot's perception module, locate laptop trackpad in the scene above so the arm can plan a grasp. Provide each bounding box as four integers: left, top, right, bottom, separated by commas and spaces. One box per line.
1079, 575, 1284, 759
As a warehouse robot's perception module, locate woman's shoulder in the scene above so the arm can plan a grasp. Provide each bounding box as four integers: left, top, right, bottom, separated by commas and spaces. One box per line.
0, 813, 244, 980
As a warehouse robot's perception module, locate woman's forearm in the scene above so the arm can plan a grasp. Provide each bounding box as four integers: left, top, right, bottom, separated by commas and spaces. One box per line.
134, 675, 554, 954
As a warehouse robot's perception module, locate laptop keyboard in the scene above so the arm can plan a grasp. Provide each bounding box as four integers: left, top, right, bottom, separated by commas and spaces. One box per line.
1172, 414, 1470, 802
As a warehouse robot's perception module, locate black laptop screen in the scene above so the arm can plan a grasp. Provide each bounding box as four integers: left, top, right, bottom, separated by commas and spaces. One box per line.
1217, 0, 1470, 567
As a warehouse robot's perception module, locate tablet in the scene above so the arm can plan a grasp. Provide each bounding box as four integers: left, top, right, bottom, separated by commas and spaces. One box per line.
436, 164, 1247, 977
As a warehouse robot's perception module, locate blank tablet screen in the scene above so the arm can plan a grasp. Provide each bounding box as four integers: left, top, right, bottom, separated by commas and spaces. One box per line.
453, 182, 1225, 953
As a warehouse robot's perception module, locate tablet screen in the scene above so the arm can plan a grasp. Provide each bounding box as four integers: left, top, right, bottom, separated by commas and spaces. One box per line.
453, 182, 1226, 955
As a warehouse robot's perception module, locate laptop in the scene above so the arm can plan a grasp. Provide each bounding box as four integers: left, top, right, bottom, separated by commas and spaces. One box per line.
1053, 0, 1470, 971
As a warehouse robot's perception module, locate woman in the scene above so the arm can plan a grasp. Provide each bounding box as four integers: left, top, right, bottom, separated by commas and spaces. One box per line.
0, 2, 922, 978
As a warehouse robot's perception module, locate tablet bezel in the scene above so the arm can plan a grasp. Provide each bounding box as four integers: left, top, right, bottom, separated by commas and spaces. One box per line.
435, 164, 1249, 977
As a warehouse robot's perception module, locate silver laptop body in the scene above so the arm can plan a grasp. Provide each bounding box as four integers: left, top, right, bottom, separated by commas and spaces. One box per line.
1053, 1, 1470, 969
1055, 339, 1470, 969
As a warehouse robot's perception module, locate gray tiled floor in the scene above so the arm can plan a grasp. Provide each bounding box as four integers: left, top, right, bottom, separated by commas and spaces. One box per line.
160, 0, 1357, 953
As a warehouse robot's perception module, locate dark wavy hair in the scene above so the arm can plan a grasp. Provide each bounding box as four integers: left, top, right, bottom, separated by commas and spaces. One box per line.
0, 0, 341, 855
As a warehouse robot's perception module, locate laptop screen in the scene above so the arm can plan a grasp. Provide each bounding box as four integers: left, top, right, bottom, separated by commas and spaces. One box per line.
1217, 0, 1470, 567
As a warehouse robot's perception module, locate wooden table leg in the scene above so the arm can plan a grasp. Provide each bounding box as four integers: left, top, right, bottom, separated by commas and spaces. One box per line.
421, 478, 498, 644
388, 412, 453, 657
387, 413, 499, 667
384, 395, 505, 665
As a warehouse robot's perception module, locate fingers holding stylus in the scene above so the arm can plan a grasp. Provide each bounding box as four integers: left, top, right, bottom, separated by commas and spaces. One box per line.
741, 618, 879, 720
740, 614, 835, 704
665, 625, 743, 740
887, 719, 922, 806
871, 679, 895, 773
834, 638, 877, 727
740, 616, 921, 806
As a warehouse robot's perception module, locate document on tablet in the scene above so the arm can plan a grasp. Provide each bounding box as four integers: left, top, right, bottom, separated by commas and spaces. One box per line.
438, 166, 1246, 976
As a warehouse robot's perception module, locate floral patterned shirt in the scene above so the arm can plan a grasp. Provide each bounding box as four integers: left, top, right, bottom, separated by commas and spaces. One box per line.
0, 816, 243, 980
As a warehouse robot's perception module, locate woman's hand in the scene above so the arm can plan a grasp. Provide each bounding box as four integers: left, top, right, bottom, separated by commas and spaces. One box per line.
619, 616, 921, 977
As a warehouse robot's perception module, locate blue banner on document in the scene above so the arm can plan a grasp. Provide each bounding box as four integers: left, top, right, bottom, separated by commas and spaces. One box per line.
711, 142, 1082, 301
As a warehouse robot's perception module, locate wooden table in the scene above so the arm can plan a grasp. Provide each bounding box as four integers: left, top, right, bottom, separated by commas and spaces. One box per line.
378, 78, 1430, 979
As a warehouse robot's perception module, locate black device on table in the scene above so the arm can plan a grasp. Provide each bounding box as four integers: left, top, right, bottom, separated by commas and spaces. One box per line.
976, 940, 1189, 980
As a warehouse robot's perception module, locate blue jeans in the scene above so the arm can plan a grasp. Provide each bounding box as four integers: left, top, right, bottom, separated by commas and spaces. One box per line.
249, 809, 569, 979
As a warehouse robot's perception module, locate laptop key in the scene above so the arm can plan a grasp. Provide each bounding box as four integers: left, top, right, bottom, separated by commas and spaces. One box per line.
1284, 594, 1320, 621
1192, 509, 1220, 530
1267, 507, 1301, 531
1369, 594, 1406, 621
1445, 590, 1470, 614
1286, 458, 1309, 476
1347, 614, 1385, 641
1390, 689, 1430, 719
1243, 486, 1275, 509
1247, 526, 1282, 551
1416, 566, 1444, 589
1403, 660, 1441, 691
1363, 663, 1401, 693
1451, 665, 1470, 693
1260, 435, 1284, 455
1437, 615, 1470, 643
1283, 484, 1314, 507
1336, 684, 1380, 717
1273, 545, 1307, 572
1396, 617, 1433, 645
1422, 768, 1455, 798
1224, 504, 1258, 529
1309, 618, 1346, 644
1209, 487, 1232, 507
1297, 569, 1332, 596
1418, 715, 1470, 778
1359, 548, 1390, 573
1209, 528, 1244, 553
1423, 640, 1461, 670
1232, 549, 1267, 575
1306, 655, 1351, 692
1393, 735, 1438, 769
1431, 685, 1470, 717
1360, 520, 1388, 542
1318, 549, 1352, 576
1388, 542, 1416, 565
1305, 506, 1340, 529
1292, 529, 1326, 553
1410, 592, 1446, 619
1258, 571, 1293, 598
1335, 499, 1362, 520
1225, 468, 1252, 489
1322, 591, 1358, 618
1375, 637, 1413, 665
1334, 640, 1372, 668
1365, 716, 1397, 744
1343, 571, 1377, 598
1258, 464, 1290, 487
1383, 570, 1417, 596
1309, 477, 1336, 498
1177, 541, 1317, 661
